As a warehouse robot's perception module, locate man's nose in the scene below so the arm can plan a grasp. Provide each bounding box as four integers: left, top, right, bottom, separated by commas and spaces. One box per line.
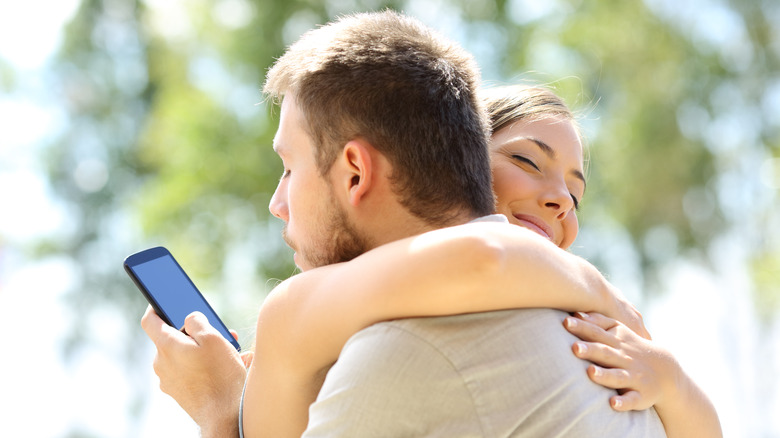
269, 184, 289, 222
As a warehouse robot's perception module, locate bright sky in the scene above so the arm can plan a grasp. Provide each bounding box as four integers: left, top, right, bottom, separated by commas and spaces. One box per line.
0, 1, 202, 435
0, 0, 80, 70
0, 0, 79, 241
0, 2, 157, 436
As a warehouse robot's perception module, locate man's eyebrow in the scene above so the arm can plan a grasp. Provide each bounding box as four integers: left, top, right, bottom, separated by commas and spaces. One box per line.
523, 136, 586, 187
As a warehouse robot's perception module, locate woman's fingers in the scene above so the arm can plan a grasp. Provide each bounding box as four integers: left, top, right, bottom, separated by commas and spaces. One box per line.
610, 390, 647, 412
574, 311, 618, 331
241, 351, 255, 369
572, 339, 630, 370
585, 364, 631, 390
581, 362, 658, 412
564, 316, 616, 347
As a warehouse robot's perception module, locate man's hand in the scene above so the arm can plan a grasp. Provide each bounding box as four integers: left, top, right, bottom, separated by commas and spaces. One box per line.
141, 306, 245, 438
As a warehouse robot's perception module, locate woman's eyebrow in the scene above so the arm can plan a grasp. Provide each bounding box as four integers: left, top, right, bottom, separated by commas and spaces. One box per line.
524, 137, 555, 158
572, 169, 586, 188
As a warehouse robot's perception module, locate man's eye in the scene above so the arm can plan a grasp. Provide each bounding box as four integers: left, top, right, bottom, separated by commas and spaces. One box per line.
512, 155, 540, 171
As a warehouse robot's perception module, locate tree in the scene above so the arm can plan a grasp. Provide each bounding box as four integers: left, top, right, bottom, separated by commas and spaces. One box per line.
37, 0, 779, 433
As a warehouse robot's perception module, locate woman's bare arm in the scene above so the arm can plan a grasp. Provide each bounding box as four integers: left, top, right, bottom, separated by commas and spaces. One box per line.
242, 221, 641, 437
564, 312, 722, 438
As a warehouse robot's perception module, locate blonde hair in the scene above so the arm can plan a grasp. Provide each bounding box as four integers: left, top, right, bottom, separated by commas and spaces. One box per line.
482, 85, 577, 134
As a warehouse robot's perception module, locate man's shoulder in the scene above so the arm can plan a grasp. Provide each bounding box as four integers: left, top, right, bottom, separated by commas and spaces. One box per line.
342, 308, 580, 383
365, 308, 571, 347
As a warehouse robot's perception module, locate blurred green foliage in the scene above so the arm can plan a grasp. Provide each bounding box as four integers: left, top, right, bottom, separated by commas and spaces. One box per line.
14, 0, 774, 434
39, 0, 780, 373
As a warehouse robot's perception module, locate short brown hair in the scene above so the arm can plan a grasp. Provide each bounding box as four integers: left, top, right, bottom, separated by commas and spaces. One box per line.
264, 10, 494, 224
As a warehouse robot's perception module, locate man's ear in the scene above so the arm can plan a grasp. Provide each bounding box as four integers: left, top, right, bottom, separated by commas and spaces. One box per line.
340, 139, 374, 207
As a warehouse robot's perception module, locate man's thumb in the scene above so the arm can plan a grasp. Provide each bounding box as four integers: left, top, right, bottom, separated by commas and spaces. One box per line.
183, 311, 211, 337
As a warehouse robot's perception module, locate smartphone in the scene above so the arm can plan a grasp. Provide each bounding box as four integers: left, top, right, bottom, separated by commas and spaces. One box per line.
124, 246, 241, 351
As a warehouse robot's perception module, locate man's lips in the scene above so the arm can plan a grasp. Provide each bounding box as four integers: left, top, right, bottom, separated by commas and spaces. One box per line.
281, 226, 297, 251
513, 214, 554, 242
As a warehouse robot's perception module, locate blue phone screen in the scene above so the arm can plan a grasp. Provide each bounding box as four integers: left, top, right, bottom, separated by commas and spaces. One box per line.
131, 254, 234, 343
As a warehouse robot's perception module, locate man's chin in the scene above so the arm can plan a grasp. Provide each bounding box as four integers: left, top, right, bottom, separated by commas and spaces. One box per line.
293, 252, 309, 271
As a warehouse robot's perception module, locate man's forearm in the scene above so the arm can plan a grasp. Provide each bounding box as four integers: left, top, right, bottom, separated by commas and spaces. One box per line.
199, 417, 239, 438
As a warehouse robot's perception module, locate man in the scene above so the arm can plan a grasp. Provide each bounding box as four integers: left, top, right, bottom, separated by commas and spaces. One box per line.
142, 10, 666, 437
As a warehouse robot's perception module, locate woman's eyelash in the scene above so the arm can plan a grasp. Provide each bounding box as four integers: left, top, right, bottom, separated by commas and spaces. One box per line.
511, 153, 580, 210
512, 155, 540, 170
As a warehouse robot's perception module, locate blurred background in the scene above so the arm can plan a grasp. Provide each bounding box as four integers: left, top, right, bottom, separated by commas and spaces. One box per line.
0, 0, 778, 436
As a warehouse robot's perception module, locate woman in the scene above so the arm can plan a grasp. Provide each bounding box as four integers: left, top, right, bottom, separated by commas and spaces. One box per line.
240, 85, 721, 437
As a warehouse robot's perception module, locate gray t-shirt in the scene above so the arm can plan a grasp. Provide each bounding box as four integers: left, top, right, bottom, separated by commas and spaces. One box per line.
303, 310, 665, 437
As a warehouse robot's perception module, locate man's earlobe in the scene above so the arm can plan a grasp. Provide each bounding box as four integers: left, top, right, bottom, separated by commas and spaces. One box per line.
343, 139, 373, 207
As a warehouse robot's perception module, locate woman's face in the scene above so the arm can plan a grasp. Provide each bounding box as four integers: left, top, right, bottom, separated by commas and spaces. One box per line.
490, 115, 585, 250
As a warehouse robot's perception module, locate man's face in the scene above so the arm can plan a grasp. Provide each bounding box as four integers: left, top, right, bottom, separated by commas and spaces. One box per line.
268, 96, 369, 271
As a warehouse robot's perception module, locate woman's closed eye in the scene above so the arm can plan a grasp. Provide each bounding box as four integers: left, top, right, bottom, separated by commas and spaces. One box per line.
512, 155, 540, 171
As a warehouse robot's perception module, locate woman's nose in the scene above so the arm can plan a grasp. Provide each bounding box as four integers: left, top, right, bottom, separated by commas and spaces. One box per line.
542, 184, 574, 220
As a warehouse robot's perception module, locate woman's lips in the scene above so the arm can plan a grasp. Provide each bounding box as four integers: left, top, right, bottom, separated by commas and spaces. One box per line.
513, 214, 554, 242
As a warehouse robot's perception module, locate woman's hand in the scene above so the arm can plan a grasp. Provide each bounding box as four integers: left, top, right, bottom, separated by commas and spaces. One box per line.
563, 311, 678, 412
603, 287, 651, 340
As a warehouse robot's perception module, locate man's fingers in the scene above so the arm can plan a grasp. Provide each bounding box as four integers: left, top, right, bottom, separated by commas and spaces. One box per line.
143, 305, 200, 351
141, 305, 166, 343
184, 312, 226, 348
183, 311, 209, 336
229, 329, 239, 342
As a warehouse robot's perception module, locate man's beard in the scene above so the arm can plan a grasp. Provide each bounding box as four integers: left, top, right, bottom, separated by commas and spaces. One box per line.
283, 195, 370, 270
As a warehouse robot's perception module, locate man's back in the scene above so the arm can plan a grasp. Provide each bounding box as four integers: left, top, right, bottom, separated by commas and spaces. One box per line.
304, 308, 666, 437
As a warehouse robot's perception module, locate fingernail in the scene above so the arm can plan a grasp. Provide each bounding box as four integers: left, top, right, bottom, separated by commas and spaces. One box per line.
574, 342, 587, 355
575, 311, 589, 319
564, 317, 577, 328
613, 399, 622, 409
